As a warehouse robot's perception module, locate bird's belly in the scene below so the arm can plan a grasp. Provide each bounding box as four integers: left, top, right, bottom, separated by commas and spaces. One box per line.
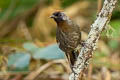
57, 33, 79, 52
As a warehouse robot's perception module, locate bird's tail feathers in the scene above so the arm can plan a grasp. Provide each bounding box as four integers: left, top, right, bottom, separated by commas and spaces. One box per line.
65, 51, 79, 69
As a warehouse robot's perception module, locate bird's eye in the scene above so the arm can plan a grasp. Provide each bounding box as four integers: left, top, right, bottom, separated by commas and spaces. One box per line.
58, 13, 62, 17
54, 12, 59, 16
53, 12, 62, 17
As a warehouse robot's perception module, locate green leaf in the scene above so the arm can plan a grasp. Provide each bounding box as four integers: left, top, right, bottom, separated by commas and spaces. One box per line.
23, 42, 40, 53
8, 52, 31, 70
110, 20, 120, 38
33, 44, 65, 60
108, 40, 119, 50
93, 51, 108, 59
23, 43, 65, 60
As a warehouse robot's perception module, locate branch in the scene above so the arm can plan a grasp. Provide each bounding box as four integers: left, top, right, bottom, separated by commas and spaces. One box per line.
69, 0, 117, 80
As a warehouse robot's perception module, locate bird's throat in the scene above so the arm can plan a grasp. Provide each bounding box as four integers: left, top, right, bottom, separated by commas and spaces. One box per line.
57, 21, 72, 32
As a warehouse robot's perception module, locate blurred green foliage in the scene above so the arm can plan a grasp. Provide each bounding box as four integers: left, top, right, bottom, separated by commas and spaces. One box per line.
0, 0, 40, 20
0, 38, 27, 43
62, 0, 80, 8
110, 20, 120, 38
0, 0, 11, 8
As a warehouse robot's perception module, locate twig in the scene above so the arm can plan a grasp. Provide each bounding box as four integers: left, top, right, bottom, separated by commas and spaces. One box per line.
24, 61, 54, 80
53, 59, 71, 73
97, 0, 102, 13
69, 0, 117, 80
24, 60, 66, 80
87, 64, 92, 80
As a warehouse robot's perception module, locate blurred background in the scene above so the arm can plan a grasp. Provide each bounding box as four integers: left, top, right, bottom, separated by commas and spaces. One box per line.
0, 0, 120, 80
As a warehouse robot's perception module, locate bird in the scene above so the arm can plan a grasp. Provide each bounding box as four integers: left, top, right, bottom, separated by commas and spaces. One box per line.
50, 11, 81, 69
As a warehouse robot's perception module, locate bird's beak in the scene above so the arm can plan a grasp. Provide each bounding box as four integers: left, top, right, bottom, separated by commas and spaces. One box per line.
50, 15, 56, 18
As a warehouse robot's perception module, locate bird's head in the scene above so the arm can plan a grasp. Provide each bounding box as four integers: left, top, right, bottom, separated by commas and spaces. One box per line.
50, 11, 68, 22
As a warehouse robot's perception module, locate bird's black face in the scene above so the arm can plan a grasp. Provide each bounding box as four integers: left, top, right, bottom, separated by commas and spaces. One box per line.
50, 12, 66, 22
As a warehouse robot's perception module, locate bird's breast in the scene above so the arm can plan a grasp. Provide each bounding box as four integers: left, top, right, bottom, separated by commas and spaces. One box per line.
56, 27, 80, 52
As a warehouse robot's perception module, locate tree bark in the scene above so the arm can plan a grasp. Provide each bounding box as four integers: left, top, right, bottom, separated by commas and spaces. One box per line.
69, 0, 117, 80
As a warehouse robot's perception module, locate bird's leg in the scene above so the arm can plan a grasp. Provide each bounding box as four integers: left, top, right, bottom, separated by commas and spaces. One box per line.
73, 50, 79, 60
81, 40, 85, 47
75, 45, 81, 52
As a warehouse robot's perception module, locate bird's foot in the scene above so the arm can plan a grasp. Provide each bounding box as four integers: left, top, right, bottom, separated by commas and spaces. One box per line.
81, 41, 85, 47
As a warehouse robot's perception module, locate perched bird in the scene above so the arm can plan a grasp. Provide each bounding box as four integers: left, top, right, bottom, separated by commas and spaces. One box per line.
50, 11, 81, 68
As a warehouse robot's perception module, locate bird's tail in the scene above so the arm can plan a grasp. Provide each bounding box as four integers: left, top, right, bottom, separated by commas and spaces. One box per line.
65, 51, 79, 69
